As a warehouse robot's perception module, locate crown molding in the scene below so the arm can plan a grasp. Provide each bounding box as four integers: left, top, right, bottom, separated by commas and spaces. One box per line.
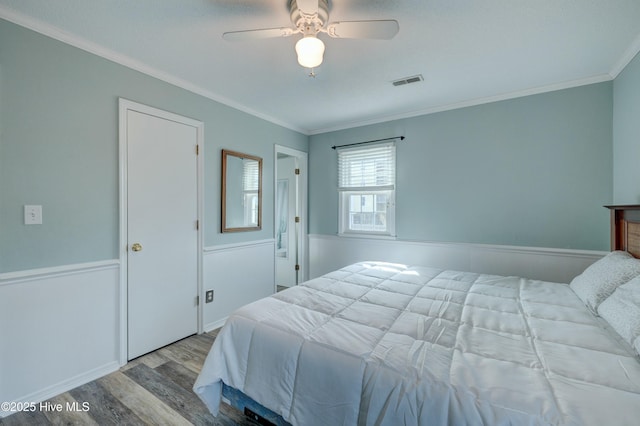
0, 7, 307, 135
3, 5, 638, 137
609, 32, 640, 78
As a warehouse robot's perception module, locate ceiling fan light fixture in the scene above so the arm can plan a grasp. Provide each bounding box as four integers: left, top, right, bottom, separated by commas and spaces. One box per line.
295, 35, 325, 68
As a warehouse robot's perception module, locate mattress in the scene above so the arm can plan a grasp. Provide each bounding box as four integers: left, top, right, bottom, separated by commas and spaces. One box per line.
194, 261, 640, 425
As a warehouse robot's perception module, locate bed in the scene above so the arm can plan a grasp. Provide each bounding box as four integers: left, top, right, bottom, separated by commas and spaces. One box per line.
194, 205, 640, 425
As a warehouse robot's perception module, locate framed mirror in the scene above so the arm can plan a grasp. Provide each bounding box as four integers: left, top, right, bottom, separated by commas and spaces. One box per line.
222, 149, 262, 232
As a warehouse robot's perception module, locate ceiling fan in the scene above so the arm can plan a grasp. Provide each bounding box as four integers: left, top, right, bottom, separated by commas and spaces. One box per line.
222, 0, 399, 70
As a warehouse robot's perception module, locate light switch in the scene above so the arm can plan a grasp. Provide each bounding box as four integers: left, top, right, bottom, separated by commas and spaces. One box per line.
24, 205, 43, 225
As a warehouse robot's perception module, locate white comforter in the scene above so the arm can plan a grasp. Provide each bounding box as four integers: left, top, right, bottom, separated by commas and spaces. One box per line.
194, 262, 640, 425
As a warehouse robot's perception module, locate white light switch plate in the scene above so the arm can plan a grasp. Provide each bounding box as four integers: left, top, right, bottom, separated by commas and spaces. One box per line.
24, 205, 43, 225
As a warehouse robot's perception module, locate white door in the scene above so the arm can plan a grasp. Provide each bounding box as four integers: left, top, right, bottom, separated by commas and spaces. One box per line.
274, 146, 308, 289
126, 108, 199, 360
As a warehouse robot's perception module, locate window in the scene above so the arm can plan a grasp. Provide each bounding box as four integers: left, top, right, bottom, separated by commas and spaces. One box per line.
242, 159, 260, 226
337, 142, 396, 236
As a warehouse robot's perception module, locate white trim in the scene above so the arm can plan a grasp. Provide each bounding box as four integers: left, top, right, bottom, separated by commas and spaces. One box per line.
337, 233, 397, 241
197, 126, 205, 336
0, 361, 120, 419
274, 145, 309, 286
610, 33, 640, 78
118, 98, 205, 365
309, 233, 606, 284
118, 99, 129, 365
1, 261, 119, 416
0, 260, 119, 286
310, 233, 607, 258
274, 145, 309, 158
0, 6, 625, 137
204, 317, 228, 333
203, 239, 275, 253
0, 6, 305, 135
202, 239, 275, 330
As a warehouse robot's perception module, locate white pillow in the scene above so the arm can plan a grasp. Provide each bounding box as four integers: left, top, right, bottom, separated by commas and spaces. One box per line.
570, 251, 640, 314
598, 276, 640, 346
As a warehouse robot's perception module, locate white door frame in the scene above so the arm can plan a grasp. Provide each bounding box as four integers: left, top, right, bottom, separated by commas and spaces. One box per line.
274, 145, 308, 288
118, 98, 204, 365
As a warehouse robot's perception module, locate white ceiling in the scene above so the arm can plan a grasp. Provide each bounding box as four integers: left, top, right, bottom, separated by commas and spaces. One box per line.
1, 0, 640, 135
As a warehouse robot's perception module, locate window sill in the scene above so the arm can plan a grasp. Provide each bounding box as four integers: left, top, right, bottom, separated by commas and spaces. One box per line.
337, 233, 397, 241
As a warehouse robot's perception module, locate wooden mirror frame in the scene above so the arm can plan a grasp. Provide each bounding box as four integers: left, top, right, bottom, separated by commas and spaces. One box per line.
222, 149, 263, 232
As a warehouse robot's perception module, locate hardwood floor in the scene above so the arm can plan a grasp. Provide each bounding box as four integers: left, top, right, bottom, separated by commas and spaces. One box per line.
0, 329, 258, 426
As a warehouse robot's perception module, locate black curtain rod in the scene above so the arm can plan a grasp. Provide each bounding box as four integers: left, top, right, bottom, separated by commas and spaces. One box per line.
331, 136, 405, 150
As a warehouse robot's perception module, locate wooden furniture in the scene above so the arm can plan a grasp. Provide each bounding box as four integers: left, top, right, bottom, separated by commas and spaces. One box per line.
605, 204, 640, 258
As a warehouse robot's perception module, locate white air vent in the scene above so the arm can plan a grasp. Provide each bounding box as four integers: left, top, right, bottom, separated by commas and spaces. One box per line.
392, 74, 424, 87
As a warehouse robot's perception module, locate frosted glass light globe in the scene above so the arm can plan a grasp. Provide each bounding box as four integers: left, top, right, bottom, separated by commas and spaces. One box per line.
295, 36, 325, 68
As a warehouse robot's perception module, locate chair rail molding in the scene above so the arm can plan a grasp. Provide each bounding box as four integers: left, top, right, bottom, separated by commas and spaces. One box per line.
308, 234, 605, 283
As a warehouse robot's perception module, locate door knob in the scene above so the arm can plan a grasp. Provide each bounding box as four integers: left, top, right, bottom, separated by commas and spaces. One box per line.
131, 243, 143, 252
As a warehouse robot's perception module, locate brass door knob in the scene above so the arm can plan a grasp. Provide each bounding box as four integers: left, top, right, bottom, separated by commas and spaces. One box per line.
131, 243, 143, 252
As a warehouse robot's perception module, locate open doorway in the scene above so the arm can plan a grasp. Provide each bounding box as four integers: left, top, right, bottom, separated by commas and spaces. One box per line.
274, 146, 308, 292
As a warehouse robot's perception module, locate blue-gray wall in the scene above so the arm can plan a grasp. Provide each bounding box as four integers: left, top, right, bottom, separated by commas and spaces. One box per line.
0, 18, 308, 273
613, 52, 640, 203
309, 83, 613, 251
3, 15, 631, 274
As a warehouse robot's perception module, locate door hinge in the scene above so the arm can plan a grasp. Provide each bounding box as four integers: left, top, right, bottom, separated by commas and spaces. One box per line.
196, 295, 200, 306
295, 168, 300, 175
196, 219, 199, 230
196, 145, 199, 155
295, 216, 300, 223
295, 264, 300, 271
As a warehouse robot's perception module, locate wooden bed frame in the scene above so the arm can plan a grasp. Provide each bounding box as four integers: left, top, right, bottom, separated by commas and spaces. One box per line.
605, 205, 640, 258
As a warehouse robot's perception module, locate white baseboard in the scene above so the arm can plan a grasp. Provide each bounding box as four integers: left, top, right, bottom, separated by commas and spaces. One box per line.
204, 317, 228, 333
1, 361, 120, 418
309, 234, 606, 283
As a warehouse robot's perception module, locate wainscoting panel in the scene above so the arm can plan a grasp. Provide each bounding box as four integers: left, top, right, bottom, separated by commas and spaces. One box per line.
309, 234, 606, 283
0, 261, 120, 417
202, 239, 275, 332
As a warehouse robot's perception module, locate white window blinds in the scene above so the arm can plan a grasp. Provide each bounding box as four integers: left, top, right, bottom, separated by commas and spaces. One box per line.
337, 142, 396, 191
242, 159, 259, 192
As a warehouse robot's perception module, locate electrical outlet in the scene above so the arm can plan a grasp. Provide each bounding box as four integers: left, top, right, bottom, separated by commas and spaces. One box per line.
205, 290, 214, 303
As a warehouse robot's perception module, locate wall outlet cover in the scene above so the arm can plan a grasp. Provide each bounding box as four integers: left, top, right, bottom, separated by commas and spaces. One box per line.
24, 205, 43, 225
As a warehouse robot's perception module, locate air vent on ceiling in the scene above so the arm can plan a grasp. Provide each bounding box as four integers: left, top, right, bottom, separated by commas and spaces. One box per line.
392, 74, 424, 87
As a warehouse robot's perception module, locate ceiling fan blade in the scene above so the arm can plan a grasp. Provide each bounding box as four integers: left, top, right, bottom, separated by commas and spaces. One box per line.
326, 20, 399, 40
296, 0, 319, 15
223, 27, 295, 42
